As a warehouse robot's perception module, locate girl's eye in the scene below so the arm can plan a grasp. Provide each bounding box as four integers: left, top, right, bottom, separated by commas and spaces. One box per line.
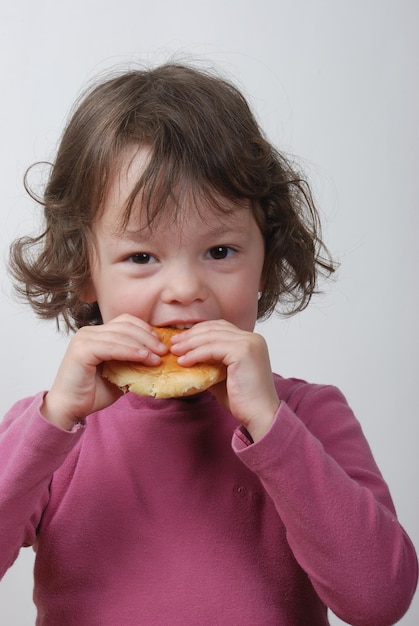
128, 253, 156, 264
208, 246, 234, 260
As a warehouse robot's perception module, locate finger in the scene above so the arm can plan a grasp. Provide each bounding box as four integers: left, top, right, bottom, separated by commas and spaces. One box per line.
72, 324, 168, 368
170, 325, 246, 363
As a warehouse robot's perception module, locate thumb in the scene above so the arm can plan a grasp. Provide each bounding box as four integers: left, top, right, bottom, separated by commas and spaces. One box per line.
208, 380, 230, 412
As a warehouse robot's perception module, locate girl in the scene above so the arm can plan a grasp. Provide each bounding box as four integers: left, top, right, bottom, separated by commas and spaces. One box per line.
0, 62, 417, 625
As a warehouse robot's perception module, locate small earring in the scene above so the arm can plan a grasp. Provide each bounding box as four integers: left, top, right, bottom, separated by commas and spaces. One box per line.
257, 291, 263, 301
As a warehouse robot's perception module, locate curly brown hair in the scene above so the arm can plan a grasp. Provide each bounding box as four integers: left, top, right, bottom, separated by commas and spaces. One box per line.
9, 62, 335, 332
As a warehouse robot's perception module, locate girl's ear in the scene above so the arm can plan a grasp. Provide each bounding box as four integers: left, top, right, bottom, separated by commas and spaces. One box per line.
78, 279, 97, 304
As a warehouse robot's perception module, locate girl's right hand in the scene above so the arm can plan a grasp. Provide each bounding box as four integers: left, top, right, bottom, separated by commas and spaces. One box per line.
40, 315, 168, 431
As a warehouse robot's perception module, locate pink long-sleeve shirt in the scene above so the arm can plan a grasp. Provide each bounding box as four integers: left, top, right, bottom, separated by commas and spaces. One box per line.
0, 375, 417, 625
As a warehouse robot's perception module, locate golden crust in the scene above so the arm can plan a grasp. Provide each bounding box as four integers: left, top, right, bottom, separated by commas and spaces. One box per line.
102, 326, 226, 398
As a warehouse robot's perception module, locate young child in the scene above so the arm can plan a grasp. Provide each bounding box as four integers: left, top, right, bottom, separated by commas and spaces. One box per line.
0, 63, 417, 625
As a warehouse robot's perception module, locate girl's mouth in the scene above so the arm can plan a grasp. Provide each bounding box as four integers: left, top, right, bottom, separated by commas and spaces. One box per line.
170, 324, 194, 330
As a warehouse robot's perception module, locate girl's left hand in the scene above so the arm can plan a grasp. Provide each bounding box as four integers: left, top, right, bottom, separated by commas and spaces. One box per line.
170, 320, 280, 441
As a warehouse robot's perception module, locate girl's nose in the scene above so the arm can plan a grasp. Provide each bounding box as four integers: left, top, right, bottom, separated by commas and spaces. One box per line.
161, 266, 208, 305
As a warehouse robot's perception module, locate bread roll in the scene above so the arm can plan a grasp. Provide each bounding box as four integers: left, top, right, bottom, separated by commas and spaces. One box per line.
102, 326, 226, 398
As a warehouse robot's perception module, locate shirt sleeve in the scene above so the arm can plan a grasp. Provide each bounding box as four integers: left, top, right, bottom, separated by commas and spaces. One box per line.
0, 392, 85, 579
232, 383, 418, 626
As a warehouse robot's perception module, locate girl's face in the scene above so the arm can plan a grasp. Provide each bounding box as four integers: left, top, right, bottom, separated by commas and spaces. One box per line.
88, 148, 265, 332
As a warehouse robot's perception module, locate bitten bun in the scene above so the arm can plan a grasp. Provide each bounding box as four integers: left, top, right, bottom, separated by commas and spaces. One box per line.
102, 326, 226, 398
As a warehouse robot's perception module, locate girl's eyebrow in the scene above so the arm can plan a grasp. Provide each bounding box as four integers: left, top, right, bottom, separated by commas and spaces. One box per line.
122, 221, 247, 240
114, 224, 153, 241
123, 227, 150, 237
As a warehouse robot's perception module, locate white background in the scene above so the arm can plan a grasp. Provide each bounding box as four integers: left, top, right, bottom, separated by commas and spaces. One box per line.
0, 0, 418, 624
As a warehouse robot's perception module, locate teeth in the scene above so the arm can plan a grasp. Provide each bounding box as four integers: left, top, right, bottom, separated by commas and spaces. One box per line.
173, 324, 194, 330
